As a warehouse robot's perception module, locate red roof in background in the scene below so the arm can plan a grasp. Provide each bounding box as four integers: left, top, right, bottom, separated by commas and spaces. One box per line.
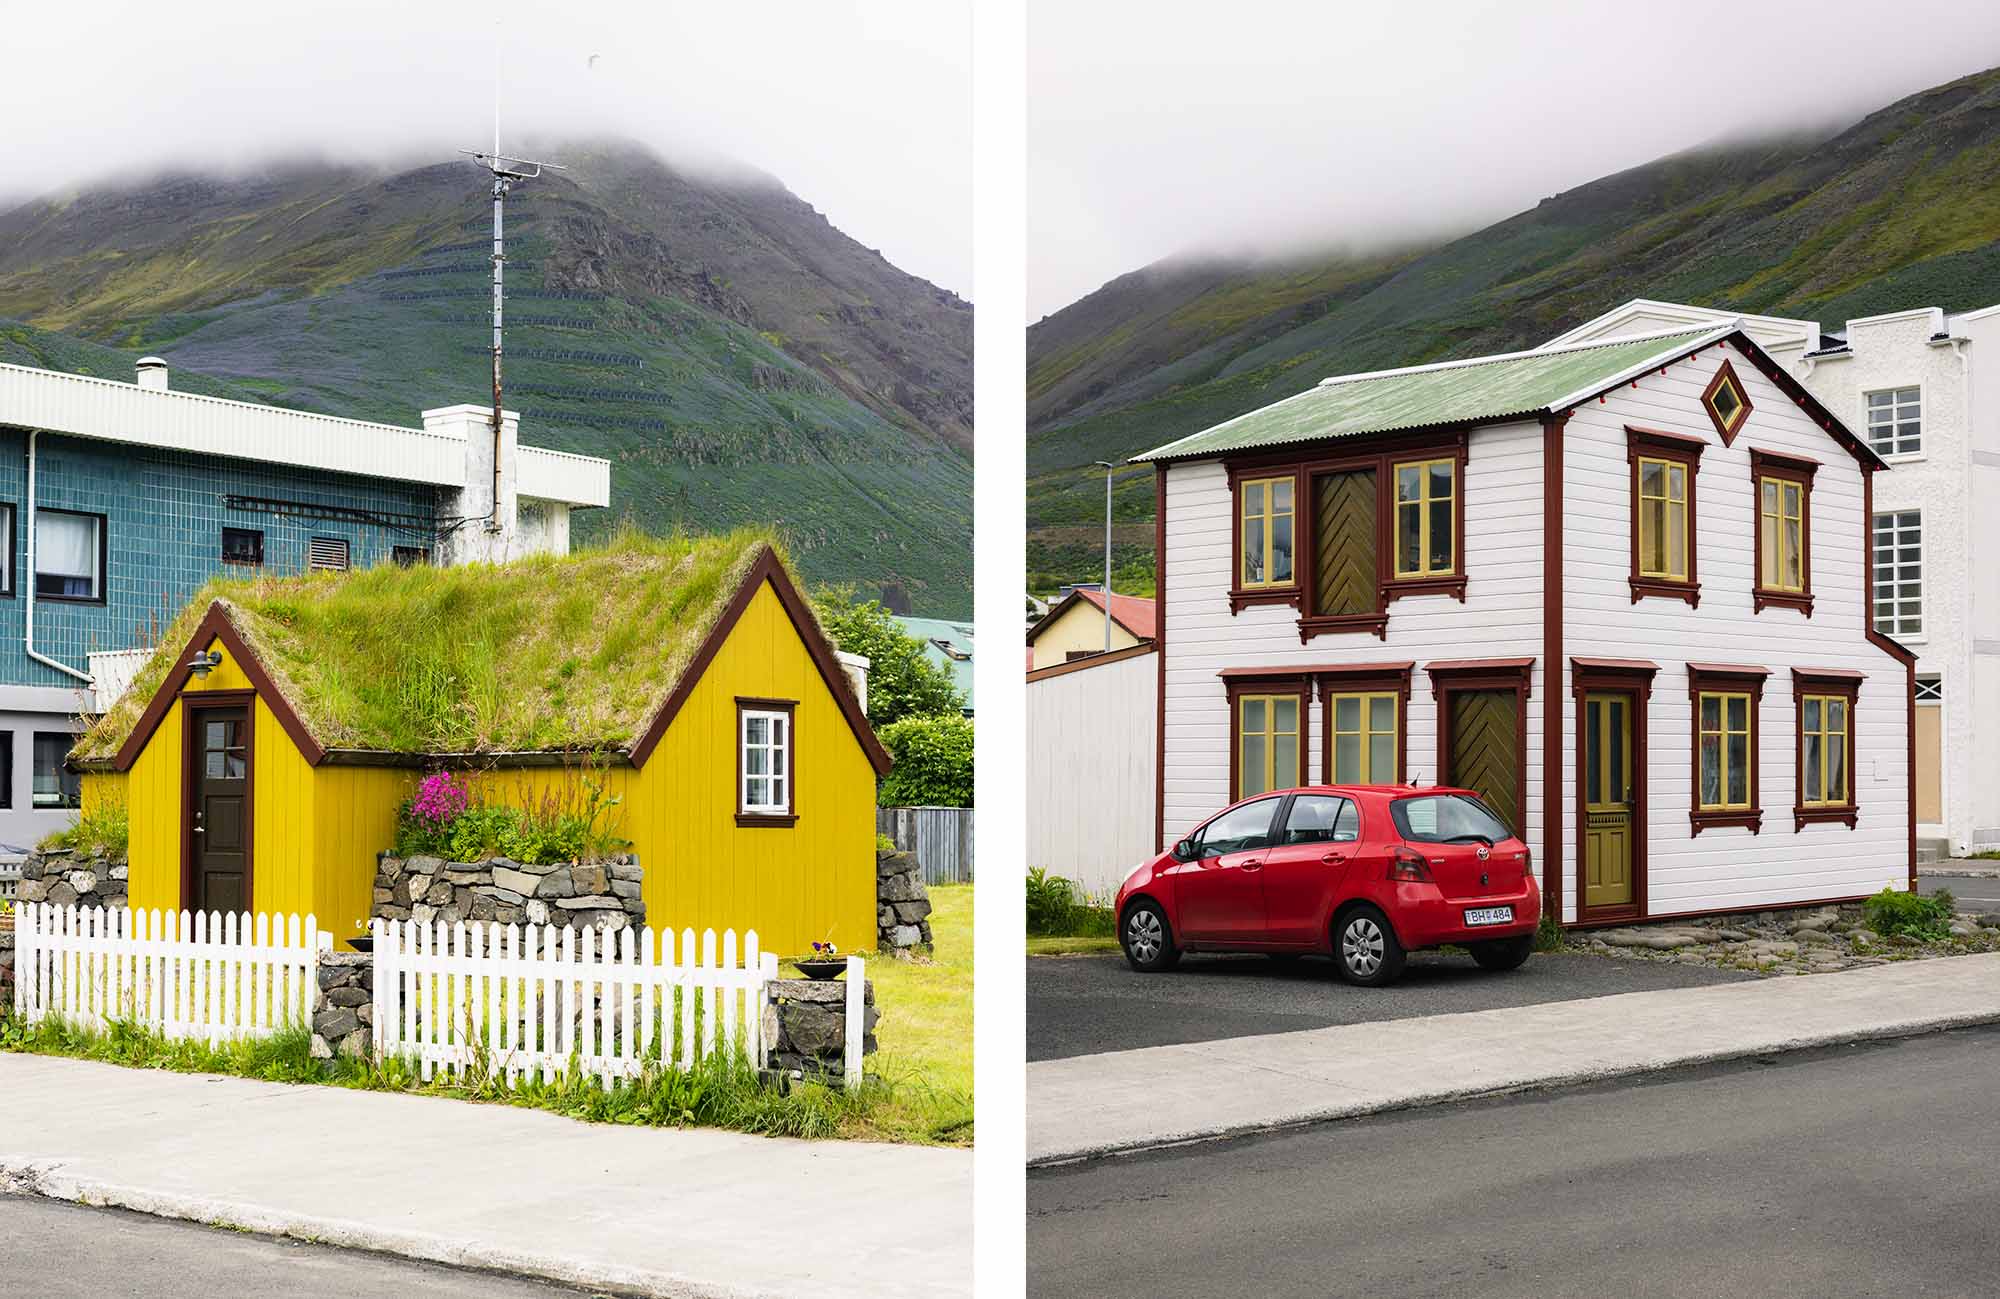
1074, 588, 1157, 640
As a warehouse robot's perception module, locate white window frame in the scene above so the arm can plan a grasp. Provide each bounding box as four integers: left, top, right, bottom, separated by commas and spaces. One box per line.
0, 502, 14, 596
738, 704, 794, 818
1872, 509, 1923, 641
1864, 385, 1922, 459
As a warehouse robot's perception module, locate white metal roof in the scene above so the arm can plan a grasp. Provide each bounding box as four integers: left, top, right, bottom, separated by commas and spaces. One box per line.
0, 360, 609, 508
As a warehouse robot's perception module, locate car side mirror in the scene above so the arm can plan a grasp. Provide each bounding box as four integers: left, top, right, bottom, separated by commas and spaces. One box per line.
1172, 839, 1197, 862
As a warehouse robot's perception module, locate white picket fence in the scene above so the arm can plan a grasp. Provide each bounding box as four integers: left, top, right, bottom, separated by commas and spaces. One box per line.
370, 918, 788, 1088
12, 903, 326, 1042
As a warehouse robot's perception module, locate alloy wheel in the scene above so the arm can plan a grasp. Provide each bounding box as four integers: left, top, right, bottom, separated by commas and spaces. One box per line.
1126, 909, 1164, 964
1342, 916, 1385, 977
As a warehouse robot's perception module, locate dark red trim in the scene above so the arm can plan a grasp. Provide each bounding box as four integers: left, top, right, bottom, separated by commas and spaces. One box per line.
1687, 664, 1766, 835
1427, 658, 1533, 837
1155, 465, 1169, 854
1226, 464, 1305, 613
1570, 656, 1661, 673
1626, 425, 1703, 608
734, 696, 799, 828
113, 603, 326, 771
1540, 414, 1566, 924
628, 545, 890, 776
1791, 668, 1860, 832
1224, 676, 1309, 803
1571, 657, 1656, 924
1315, 664, 1413, 786
1700, 359, 1753, 445
1220, 660, 1415, 680
1749, 447, 1817, 618
1027, 642, 1155, 683
181, 689, 256, 914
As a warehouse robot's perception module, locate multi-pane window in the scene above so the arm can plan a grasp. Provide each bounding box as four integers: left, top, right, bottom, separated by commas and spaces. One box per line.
31, 732, 79, 809
1636, 457, 1688, 580
1237, 693, 1300, 797
739, 708, 791, 815
1327, 691, 1397, 784
1758, 476, 1806, 592
1392, 458, 1455, 578
1872, 511, 1922, 638
35, 509, 102, 600
1800, 694, 1850, 808
1865, 387, 1921, 457
221, 527, 263, 565
1238, 476, 1294, 588
1696, 692, 1752, 811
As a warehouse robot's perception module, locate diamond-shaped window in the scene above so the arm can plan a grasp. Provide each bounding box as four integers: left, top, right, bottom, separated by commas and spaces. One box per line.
1701, 360, 1752, 443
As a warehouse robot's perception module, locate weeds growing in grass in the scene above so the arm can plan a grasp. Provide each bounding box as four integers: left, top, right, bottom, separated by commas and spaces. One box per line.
1863, 886, 1956, 941
38, 797, 130, 859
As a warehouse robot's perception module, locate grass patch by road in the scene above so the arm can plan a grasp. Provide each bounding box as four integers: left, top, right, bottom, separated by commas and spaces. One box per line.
1028, 936, 1121, 956
859, 883, 973, 1144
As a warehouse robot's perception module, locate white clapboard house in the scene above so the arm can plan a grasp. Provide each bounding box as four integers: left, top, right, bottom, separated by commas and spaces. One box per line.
1136, 322, 1916, 927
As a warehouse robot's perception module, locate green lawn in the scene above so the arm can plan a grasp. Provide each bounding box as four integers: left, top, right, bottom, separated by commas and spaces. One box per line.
1026, 935, 1120, 956
857, 883, 973, 1144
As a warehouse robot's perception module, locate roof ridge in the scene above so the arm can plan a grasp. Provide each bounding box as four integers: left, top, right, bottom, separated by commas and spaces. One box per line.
1315, 321, 1731, 390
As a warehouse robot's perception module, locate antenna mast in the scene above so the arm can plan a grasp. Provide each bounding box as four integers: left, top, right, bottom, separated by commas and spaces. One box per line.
460, 37, 562, 534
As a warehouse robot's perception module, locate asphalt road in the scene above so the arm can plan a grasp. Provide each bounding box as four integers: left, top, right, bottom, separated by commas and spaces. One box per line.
1028, 949, 1753, 1061
1029, 1024, 2000, 1298
0, 1196, 603, 1298
1920, 871, 2000, 913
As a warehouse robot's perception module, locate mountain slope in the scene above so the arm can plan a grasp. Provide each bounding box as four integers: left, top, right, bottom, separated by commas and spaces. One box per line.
0, 141, 972, 615
1026, 65, 2000, 590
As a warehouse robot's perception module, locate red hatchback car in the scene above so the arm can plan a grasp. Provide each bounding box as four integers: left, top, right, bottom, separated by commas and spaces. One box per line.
1117, 784, 1540, 986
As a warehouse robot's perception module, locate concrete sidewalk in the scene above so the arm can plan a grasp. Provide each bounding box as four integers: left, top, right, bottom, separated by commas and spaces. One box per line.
0, 1056, 970, 1299
1028, 951, 2000, 1165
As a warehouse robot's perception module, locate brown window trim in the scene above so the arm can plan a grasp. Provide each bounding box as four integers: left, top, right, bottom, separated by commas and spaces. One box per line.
1791, 668, 1861, 831
1570, 657, 1658, 925
1222, 673, 1309, 802
1224, 433, 1468, 637
1313, 662, 1414, 785
1226, 466, 1305, 613
1626, 426, 1704, 607
1426, 657, 1533, 832
1686, 663, 1768, 835
1701, 359, 1753, 445
735, 696, 798, 828
1750, 448, 1818, 617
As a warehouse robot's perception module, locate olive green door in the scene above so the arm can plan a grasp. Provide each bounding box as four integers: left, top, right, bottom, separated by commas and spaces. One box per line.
1582, 691, 1634, 911
1447, 690, 1521, 838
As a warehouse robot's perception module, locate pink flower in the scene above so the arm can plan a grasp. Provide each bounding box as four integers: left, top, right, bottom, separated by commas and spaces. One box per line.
410, 770, 469, 829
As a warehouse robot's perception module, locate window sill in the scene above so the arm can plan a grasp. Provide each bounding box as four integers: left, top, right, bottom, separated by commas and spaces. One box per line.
1690, 808, 1761, 835
1879, 451, 1926, 465
1794, 806, 1858, 831
1229, 586, 1299, 615
1296, 612, 1388, 642
1382, 574, 1466, 603
736, 811, 798, 828
34, 592, 104, 605
1630, 577, 1700, 608
1754, 589, 1814, 617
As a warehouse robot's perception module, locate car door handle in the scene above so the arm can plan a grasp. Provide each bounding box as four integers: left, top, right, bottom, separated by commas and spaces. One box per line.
1320, 852, 1346, 866
1240, 858, 1263, 872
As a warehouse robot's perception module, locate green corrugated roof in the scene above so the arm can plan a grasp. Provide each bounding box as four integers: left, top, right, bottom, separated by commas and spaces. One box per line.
1134, 327, 1724, 462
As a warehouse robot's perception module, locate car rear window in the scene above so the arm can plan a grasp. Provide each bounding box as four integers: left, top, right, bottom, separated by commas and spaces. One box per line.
1391, 793, 1510, 844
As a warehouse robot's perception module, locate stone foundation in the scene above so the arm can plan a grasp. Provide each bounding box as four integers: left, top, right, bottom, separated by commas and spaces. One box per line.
15, 848, 129, 913
762, 976, 878, 1082
372, 853, 644, 933
876, 849, 933, 952
311, 951, 374, 1059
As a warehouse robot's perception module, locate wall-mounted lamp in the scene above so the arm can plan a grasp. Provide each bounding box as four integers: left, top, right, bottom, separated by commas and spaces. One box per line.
187, 649, 224, 679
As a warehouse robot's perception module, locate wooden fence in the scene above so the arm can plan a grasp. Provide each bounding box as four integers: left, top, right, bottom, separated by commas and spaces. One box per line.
369, 918, 789, 1087
12, 903, 325, 1042
878, 806, 974, 884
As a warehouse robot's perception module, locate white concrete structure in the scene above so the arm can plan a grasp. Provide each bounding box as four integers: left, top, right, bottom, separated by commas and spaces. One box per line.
1549, 300, 1997, 856
1139, 323, 1913, 928
1026, 644, 1159, 900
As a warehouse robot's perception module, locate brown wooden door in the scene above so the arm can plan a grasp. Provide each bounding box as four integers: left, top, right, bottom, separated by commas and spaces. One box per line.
1447, 689, 1522, 837
188, 703, 252, 915
1312, 469, 1377, 616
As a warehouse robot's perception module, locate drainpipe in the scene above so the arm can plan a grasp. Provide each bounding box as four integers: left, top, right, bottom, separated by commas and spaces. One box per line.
25, 429, 95, 688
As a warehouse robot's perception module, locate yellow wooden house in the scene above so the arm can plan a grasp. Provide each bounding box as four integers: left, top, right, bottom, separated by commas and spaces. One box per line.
70, 533, 890, 954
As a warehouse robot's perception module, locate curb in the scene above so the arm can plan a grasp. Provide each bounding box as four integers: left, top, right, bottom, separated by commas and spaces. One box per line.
1921, 867, 2000, 879
1026, 1008, 2000, 1168
0, 1164, 773, 1299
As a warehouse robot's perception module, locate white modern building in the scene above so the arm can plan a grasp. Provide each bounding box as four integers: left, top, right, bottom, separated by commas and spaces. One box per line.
1546, 300, 1998, 858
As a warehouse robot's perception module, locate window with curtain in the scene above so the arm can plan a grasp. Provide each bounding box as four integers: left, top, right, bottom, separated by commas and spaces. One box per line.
1636, 457, 1688, 580
1327, 691, 1397, 783
1758, 477, 1806, 593
1696, 692, 1752, 811
35, 510, 101, 600
1237, 693, 1299, 797
1392, 458, 1455, 578
32, 732, 79, 809
1238, 476, 1294, 588
1800, 694, 1850, 808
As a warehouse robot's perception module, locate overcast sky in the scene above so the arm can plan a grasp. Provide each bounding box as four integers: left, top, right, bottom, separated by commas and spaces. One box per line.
1030, 1, 2000, 322
5, 0, 972, 296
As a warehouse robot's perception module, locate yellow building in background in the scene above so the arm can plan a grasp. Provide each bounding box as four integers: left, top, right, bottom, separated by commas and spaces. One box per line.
1026, 589, 1155, 672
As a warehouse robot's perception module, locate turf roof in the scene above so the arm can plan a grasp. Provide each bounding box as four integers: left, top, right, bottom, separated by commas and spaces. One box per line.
75, 529, 804, 763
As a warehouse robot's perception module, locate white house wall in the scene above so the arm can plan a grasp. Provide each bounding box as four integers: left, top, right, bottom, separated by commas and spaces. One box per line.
1946, 306, 2000, 848
1560, 342, 1910, 921
1160, 418, 1547, 860
1026, 649, 1159, 900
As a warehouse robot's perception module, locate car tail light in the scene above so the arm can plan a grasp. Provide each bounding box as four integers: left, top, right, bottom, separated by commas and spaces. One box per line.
1388, 847, 1432, 883
1521, 846, 1533, 874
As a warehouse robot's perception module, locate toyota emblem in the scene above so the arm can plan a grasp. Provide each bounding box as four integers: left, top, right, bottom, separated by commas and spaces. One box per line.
1476, 845, 1491, 861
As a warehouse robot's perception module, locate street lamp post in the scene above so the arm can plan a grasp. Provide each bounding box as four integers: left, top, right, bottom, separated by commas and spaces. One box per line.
1093, 460, 1115, 653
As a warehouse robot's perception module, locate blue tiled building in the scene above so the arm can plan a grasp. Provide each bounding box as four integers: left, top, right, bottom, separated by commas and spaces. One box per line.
0, 356, 609, 856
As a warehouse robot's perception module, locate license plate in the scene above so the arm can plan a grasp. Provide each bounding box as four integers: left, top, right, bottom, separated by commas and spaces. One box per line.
1464, 906, 1514, 927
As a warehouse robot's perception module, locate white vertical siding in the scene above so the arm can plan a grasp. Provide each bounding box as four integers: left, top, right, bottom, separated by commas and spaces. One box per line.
1026, 649, 1159, 900
1560, 342, 1910, 920
1161, 420, 1547, 866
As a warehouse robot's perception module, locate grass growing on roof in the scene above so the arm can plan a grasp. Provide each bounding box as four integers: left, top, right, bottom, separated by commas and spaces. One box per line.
75, 528, 802, 762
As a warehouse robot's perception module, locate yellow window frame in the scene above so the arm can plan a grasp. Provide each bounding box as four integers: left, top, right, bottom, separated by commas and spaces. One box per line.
1696, 690, 1752, 811
1759, 475, 1805, 592
1238, 475, 1294, 589
1636, 456, 1688, 580
1327, 690, 1398, 784
1237, 693, 1300, 797
1392, 457, 1456, 579
1801, 693, 1850, 807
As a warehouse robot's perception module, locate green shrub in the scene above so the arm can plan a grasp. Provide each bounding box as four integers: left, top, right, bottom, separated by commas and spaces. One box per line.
39, 799, 130, 859
1026, 867, 1075, 936
394, 771, 628, 865
1863, 886, 1956, 941
878, 715, 974, 808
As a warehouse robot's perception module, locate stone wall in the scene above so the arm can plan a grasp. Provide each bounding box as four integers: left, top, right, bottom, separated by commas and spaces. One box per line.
763, 976, 878, 1083
877, 849, 933, 952
14, 848, 128, 913
372, 853, 644, 933
311, 951, 373, 1060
